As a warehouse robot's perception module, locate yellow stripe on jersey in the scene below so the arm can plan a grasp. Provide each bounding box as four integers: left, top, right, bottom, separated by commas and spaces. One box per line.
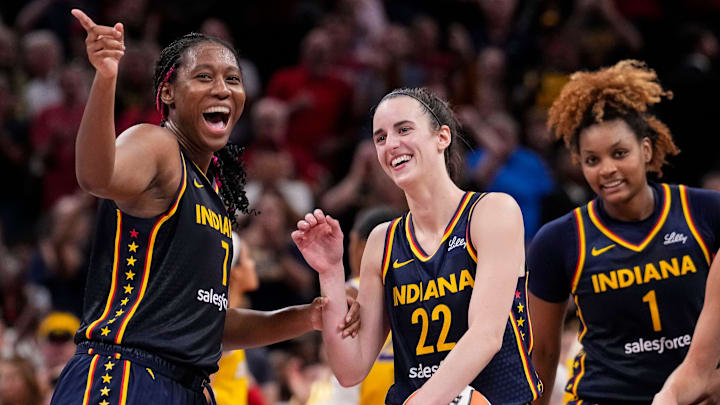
81, 355, 100, 405
574, 296, 588, 343
570, 351, 586, 397
406, 192, 475, 262
465, 193, 486, 263
587, 184, 671, 252
570, 208, 586, 294
119, 360, 131, 405
679, 185, 710, 265
116, 156, 187, 343
86, 210, 123, 339
382, 218, 402, 284
509, 312, 540, 400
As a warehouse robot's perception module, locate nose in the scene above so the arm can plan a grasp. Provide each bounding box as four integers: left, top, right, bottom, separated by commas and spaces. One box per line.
211, 78, 231, 98
598, 158, 617, 177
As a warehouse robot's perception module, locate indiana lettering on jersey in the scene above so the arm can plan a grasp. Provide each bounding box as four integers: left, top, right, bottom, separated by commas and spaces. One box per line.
393, 269, 474, 307
195, 204, 232, 237
591, 255, 698, 293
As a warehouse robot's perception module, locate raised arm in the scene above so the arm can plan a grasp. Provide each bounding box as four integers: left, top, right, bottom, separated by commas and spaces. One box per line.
405, 192, 526, 404
72, 9, 174, 205
292, 209, 390, 386
653, 248, 720, 404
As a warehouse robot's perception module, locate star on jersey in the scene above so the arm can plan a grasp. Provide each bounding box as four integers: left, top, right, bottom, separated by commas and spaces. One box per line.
130, 229, 139, 238
100, 386, 110, 396
115, 309, 124, 317
124, 285, 134, 294
125, 270, 135, 280
517, 303, 524, 312
128, 242, 138, 252
99, 400, 109, 405
517, 317, 525, 327
102, 373, 112, 383
515, 290, 521, 299
108, 318, 116, 324
100, 327, 110, 336
104, 361, 115, 371
126, 256, 137, 266
120, 298, 129, 306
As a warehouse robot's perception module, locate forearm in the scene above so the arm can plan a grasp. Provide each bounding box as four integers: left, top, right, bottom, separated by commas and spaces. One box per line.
75, 72, 119, 192
318, 268, 371, 386
531, 342, 561, 405
222, 305, 314, 350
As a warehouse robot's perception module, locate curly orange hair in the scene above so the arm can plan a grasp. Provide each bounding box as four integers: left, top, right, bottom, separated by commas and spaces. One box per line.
548, 60, 679, 175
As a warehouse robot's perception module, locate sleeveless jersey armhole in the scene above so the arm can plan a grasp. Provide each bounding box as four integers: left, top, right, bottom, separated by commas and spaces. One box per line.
381, 218, 402, 285
465, 192, 489, 263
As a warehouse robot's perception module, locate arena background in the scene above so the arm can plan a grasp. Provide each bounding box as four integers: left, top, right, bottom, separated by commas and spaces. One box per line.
1, 0, 720, 403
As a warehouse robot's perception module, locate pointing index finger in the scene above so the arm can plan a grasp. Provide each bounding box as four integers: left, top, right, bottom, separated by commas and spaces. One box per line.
71, 9, 96, 31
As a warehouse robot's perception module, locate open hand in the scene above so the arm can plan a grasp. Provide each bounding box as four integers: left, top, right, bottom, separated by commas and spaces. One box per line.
71, 9, 125, 78
310, 296, 361, 337
291, 209, 344, 274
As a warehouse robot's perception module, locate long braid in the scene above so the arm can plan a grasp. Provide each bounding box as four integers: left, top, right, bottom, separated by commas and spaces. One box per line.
208, 145, 255, 227
153, 33, 252, 225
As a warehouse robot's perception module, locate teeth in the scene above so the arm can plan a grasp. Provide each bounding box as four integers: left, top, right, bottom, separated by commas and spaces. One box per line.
392, 155, 411, 167
203, 106, 230, 114
604, 180, 623, 188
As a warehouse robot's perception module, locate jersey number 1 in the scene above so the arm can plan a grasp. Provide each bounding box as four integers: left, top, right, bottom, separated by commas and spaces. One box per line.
411, 304, 456, 356
642, 290, 662, 332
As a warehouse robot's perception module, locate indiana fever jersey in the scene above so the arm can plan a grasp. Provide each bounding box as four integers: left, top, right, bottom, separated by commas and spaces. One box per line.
382, 191, 541, 405
76, 151, 232, 376
565, 183, 712, 401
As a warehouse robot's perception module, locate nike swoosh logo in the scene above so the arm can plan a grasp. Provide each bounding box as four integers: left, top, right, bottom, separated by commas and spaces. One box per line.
193, 179, 204, 188
393, 258, 414, 269
591, 244, 616, 256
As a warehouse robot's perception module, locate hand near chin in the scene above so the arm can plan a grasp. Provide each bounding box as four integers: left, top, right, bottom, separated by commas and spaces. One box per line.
291, 209, 344, 275
71, 9, 125, 78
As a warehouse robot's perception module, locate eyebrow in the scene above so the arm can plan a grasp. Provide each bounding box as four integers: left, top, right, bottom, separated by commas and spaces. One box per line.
373, 120, 414, 136
581, 139, 622, 154
191, 64, 241, 73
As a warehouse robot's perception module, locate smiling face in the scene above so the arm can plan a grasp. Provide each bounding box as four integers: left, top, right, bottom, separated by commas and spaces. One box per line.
372, 96, 450, 189
163, 42, 246, 152
577, 119, 652, 206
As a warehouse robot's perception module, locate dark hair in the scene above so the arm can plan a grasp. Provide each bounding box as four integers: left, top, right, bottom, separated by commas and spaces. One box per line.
1, 356, 42, 405
352, 206, 400, 240
153, 33, 251, 225
374, 87, 464, 181
548, 60, 679, 176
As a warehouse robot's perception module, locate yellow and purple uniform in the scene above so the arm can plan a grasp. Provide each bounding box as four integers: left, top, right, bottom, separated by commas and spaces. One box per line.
52, 151, 232, 404
529, 183, 720, 403
383, 191, 542, 405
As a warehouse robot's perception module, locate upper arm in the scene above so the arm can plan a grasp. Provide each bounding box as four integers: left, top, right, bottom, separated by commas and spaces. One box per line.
84, 124, 179, 203
467, 193, 525, 329
686, 248, 720, 367
356, 222, 392, 359
527, 216, 575, 303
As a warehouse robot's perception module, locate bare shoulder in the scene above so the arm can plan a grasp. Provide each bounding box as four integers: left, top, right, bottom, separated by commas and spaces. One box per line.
117, 123, 178, 151
471, 192, 523, 235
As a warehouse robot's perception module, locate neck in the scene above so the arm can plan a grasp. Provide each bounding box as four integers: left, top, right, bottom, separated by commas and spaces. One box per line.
603, 183, 655, 222
165, 120, 213, 173
405, 174, 464, 235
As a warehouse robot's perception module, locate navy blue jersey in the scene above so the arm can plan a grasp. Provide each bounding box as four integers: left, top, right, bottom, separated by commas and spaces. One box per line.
76, 151, 232, 376
529, 183, 720, 402
383, 191, 542, 405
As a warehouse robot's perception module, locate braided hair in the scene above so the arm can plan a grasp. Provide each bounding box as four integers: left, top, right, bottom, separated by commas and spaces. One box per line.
152, 33, 252, 225
548, 60, 679, 176
374, 87, 465, 182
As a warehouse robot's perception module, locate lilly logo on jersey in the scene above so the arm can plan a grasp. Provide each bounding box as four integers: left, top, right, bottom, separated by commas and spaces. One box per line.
663, 232, 687, 245
197, 288, 228, 312
447, 236, 466, 252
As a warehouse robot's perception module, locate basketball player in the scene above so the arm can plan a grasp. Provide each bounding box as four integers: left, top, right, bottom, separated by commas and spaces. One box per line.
528, 60, 720, 404
293, 88, 541, 404
51, 10, 357, 405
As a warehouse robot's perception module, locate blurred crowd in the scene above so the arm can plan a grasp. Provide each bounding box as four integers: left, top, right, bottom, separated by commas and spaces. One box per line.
2, 0, 720, 404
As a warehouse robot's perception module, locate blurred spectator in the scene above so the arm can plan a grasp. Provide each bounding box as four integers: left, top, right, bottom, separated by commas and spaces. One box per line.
0, 73, 34, 244
29, 64, 89, 209
27, 192, 94, 316
35, 312, 79, 399
461, 109, 554, 240
244, 98, 314, 216
321, 140, 406, 224
266, 27, 354, 187
0, 356, 43, 405
115, 40, 162, 134
243, 189, 315, 311
0, 25, 20, 88
702, 170, 720, 192
21, 30, 62, 117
